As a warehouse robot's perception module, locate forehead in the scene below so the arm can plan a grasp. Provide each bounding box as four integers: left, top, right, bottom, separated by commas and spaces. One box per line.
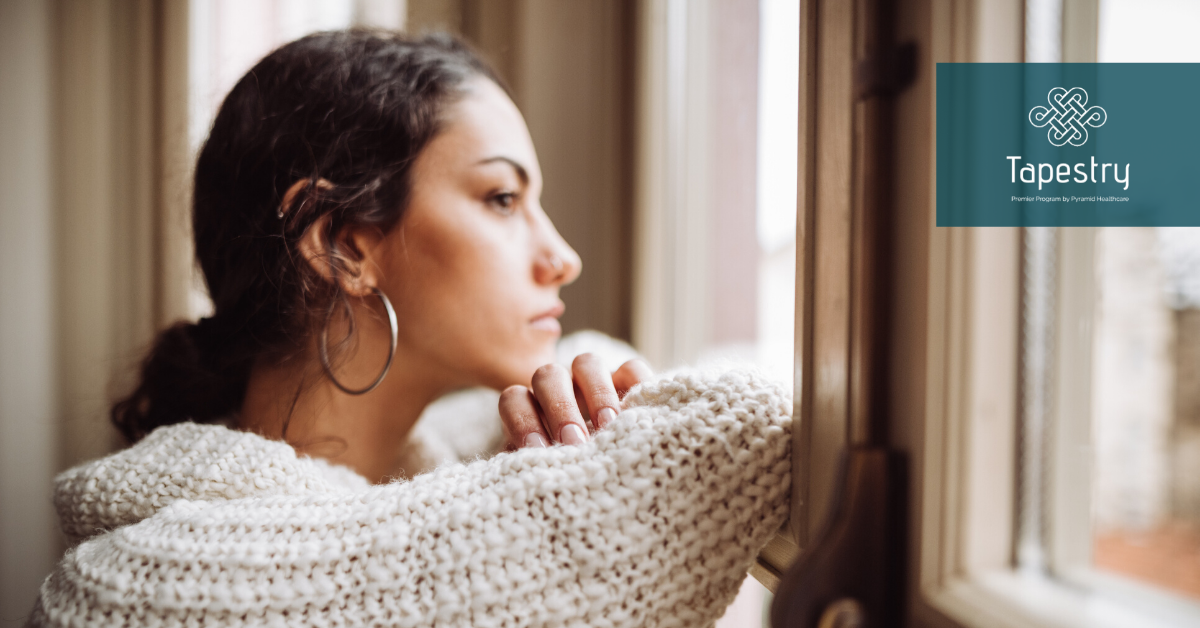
419, 78, 540, 180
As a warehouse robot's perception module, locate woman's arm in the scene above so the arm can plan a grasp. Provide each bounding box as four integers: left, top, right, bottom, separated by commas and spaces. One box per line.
33, 369, 791, 628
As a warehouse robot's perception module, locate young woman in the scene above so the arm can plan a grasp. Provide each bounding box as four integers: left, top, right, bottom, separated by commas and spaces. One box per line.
29, 30, 792, 627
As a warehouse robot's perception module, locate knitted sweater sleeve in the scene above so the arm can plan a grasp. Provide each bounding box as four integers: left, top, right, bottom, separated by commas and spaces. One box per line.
32, 369, 792, 628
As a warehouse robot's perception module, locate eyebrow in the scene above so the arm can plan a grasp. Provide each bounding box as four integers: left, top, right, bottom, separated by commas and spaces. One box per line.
475, 156, 529, 185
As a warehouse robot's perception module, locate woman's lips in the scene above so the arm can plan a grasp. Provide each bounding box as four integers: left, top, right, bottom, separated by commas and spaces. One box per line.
530, 301, 565, 334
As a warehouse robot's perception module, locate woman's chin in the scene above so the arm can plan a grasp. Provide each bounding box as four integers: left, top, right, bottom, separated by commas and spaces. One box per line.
507, 348, 559, 387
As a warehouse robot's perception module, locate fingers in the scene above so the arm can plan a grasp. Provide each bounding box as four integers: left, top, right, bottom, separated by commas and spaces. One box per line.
500, 385, 550, 450
571, 353, 621, 430
531, 364, 590, 445
612, 358, 653, 399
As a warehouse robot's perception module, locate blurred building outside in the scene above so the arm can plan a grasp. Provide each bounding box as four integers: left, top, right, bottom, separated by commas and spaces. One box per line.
1091, 227, 1200, 599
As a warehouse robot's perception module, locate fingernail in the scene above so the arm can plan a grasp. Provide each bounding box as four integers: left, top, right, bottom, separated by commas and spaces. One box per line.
560, 423, 588, 445
523, 433, 549, 448
596, 407, 617, 429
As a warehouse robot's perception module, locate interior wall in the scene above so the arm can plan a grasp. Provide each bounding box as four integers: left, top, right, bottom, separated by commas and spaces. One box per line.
410, 0, 636, 343
0, 1, 59, 623
513, 0, 635, 342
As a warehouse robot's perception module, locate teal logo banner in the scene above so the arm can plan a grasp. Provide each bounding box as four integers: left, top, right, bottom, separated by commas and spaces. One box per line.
936, 63, 1200, 226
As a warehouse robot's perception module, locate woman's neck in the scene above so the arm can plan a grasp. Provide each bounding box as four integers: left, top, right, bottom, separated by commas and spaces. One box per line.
237, 348, 458, 484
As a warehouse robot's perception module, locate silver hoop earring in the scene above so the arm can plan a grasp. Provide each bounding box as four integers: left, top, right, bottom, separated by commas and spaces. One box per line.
319, 288, 398, 395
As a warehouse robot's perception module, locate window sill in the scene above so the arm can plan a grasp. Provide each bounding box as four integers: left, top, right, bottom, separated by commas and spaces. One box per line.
926, 569, 1200, 628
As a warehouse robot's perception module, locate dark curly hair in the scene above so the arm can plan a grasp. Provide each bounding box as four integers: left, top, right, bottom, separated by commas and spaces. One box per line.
111, 30, 504, 442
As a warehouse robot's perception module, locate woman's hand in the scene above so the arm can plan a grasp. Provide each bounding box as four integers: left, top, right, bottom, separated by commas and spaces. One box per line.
500, 354, 652, 449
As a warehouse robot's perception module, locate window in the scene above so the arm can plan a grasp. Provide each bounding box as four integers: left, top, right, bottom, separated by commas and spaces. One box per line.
631, 0, 797, 386
913, 1, 1200, 626
633, 1, 799, 625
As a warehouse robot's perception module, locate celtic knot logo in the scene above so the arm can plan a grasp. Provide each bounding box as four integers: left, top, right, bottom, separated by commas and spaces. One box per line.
1029, 87, 1107, 147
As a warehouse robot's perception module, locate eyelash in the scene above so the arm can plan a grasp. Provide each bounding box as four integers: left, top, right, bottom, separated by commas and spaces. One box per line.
487, 190, 519, 214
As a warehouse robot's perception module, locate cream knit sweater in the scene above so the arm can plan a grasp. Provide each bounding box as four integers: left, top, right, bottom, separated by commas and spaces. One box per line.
30, 368, 792, 627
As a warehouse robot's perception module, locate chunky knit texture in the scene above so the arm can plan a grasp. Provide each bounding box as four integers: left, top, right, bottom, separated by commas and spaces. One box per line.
31, 369, 791, 627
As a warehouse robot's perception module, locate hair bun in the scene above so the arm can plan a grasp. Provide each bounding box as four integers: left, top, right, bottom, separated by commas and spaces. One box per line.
111, 318, 250, 442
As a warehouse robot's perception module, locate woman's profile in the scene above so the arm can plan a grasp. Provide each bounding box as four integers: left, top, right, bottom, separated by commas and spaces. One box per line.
28, 30, 792, 627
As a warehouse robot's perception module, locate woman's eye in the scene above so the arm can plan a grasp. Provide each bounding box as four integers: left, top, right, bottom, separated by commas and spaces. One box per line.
487, 192, 518, 214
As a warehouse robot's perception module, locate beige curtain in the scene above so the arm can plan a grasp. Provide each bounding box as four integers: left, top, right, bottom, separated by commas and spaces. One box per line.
0, 2, 191, 620
54, 0, 193, 469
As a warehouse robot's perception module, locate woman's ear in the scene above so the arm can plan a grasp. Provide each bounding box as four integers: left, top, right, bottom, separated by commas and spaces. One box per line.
298, 215, 387, 298
290, 179, 385, 298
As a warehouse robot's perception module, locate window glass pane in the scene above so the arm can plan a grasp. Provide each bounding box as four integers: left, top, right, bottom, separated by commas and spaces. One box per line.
715, 0, 797, 624
699, 0, 797, 384
1090, 0, 1200, 600
754, 0, 799, 385
1098, 0, 1200, 63
1092, 229, 1200, 600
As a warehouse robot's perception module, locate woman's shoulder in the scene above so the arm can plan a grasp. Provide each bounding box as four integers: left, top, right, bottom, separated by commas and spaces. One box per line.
53, 421, 370, 546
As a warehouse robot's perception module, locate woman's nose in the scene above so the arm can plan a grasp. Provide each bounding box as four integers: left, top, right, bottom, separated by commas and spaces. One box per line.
534, 218, 582, 287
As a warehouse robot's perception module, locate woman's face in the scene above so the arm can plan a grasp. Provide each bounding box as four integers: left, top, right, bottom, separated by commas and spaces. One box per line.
370, 77, 581, 391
